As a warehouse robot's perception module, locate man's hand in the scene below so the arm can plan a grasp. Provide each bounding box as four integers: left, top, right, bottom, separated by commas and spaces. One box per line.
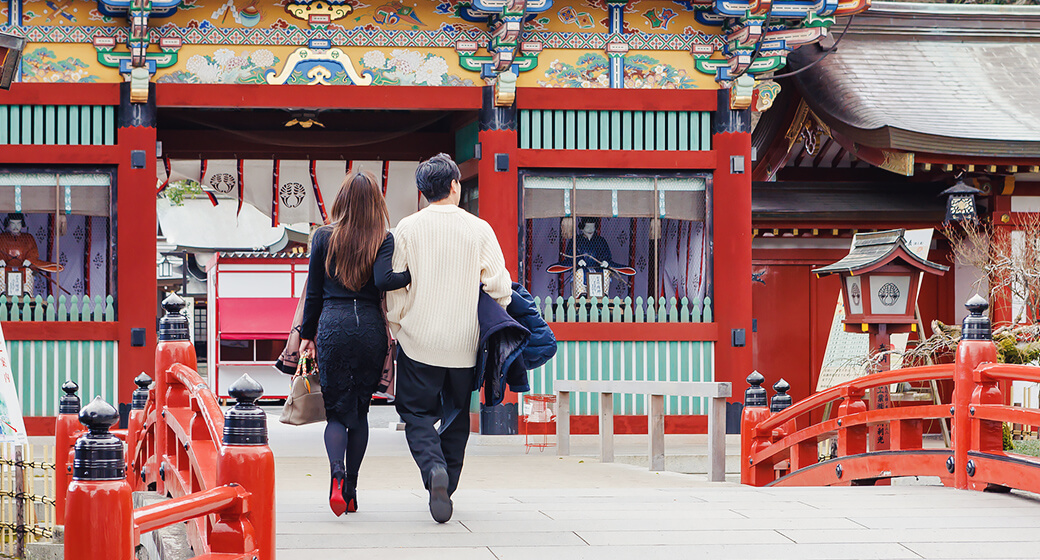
22, 260, 31, 268
0, 260, 6, 268
600, 261, 609, 268
299, 339, 316, 357
578, 259, 586, 267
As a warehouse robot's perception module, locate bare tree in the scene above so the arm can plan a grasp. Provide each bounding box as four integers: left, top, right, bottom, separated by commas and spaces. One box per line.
902, 215, 1040, 365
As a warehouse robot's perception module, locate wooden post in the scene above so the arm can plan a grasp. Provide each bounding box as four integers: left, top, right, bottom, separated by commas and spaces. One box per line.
556, 390, 570, 456
708, 395, 727, 482
649, 394, 665, 471
599, 392, 614, 463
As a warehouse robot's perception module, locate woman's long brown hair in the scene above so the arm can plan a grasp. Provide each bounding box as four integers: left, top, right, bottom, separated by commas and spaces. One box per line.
325, 171, 389, 290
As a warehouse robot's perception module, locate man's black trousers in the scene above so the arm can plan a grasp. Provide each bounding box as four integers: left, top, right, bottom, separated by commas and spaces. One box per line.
394, 347, 476, 496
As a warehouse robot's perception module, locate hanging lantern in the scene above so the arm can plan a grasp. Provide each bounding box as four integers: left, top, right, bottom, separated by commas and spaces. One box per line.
939, 179, 982, 223
0, 31, 27, 90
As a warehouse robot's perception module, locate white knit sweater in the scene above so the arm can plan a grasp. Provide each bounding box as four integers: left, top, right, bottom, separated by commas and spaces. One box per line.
386, 204, 512, 368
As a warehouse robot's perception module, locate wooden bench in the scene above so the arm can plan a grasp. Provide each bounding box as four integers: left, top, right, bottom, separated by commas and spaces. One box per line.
554, 380, 732, 482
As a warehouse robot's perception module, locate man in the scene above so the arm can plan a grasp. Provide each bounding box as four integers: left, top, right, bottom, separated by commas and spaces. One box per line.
386, 153, 511, 523
0, 213, 61, 297
564, 217, 616, 270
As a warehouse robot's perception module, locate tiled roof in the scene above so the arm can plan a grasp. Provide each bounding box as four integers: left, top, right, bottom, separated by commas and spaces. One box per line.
813, 229, 949, 276
789, 7, 1040, 157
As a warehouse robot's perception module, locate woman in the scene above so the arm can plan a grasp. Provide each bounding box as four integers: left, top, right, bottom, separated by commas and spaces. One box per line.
299, 171, 409, 517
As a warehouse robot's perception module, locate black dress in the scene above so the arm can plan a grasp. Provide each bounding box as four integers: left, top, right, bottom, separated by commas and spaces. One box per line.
301, 228, 410, 428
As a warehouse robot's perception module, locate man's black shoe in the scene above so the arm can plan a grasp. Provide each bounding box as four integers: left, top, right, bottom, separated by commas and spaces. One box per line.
428, 466, 452, 523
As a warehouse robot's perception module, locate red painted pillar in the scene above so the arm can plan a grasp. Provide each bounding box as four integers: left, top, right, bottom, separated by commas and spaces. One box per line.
116, 82, 158, 406
711, 90, 754, 403
214, 375, 275, 560
476, 86, 520, 434
953, 296, 997, 490
53, 381, 81, 524
64, 397, 134, 560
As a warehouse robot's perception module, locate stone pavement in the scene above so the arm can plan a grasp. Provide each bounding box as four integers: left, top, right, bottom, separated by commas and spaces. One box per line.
269, 405, 1040, 560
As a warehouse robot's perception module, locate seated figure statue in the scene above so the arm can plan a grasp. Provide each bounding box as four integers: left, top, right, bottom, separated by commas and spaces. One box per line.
0, 213, 62, 297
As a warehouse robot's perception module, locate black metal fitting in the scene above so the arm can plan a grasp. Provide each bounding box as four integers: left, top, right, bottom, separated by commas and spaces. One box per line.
158, 293, 190, 342
970, 407, 975, 416
131, 373, 153, 411
950, 406, 955, 416
961, 295, 992, 341
835, 464, 843, 479
946, 456, 955, 474
770, 379, 792, 413
967, 459, 976, 477
837, 419, 842, 427
59, 380, 81, 415
744, 371, 767, 407
223, 374, 267, 446
183, 442, 190, 451
72, 397, 125, 481
159, 463, 166, 481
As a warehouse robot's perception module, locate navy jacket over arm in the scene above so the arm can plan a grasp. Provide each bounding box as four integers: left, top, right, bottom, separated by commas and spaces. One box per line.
507, 283, 557, 370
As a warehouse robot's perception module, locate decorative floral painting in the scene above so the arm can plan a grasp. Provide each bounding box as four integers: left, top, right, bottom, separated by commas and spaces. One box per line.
359, 49, 474, 86
157, 48, 279, 84
539, 52, 696, 89
19, 47, 99, 82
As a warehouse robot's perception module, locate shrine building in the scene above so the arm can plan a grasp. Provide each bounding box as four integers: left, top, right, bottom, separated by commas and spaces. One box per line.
2, 0, 905, 435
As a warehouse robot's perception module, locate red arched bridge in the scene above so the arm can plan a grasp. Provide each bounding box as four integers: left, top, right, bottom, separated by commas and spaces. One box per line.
741, 296, 1040, 494
48, 295, 1040, 559
55, 294, 273, 560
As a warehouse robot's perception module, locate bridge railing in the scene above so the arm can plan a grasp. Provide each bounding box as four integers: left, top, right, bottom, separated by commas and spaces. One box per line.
741, 296, 1040, 494
54, 294, 274, 560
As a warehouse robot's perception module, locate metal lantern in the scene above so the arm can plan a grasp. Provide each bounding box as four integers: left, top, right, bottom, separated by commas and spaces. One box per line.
813, 229, 949, 332
0, 31, 27, 90
939, 179, 982, 223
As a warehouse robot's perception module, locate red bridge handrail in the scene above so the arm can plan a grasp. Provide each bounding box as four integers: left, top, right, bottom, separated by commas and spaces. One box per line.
57, 297, 275, 560
166, 363, 225, 446
755, 364, 955, 434
741, 302, 1040, 496
974, 362, 1040, 384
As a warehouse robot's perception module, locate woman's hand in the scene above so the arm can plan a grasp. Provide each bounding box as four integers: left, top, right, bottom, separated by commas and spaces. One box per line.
299, 339, 316, 357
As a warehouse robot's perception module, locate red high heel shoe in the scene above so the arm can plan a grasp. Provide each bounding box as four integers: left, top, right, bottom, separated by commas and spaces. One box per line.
345, 473, 358, 513
329, 473, 347, 517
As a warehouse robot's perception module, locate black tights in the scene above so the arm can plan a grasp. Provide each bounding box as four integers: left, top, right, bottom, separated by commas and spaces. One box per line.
324, 417, 369, 475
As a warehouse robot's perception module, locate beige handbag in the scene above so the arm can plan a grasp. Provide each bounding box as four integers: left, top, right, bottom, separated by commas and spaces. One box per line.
279, 354, 326, 425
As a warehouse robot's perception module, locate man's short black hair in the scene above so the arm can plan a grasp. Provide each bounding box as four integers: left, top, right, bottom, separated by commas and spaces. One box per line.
415, 153, 460, 202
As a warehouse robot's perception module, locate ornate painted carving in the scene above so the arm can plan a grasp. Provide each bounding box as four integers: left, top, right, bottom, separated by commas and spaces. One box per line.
494, 70, 517, 106
729, 74, 754, 110
692, 0, 863, 86
95, 0, 181, 18
265, 44, 374, 85
93, 36, 183, 73
284, 0, 353, 28
754, 80, 781, 111
456, 39, 540, 78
